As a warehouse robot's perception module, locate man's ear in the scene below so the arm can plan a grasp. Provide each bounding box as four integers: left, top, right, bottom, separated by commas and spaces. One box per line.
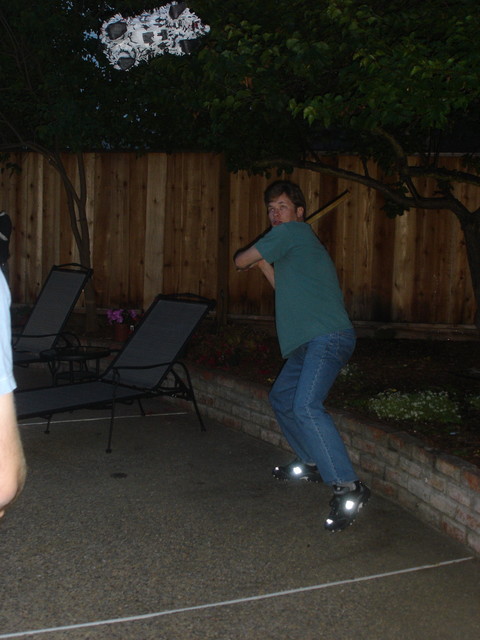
296, 206, 305, 220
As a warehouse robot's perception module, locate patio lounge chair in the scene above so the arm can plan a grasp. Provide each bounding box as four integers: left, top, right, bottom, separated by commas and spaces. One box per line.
15, 293, 215, 452
13, 263, 92, 366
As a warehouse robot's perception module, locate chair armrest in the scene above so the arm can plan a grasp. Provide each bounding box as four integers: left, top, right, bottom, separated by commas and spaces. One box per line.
111, 361, 171, 372
57, 331, 81, 347
12, 330, 81, 348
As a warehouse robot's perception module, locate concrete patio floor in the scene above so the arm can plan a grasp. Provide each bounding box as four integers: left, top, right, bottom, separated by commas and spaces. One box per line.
1, 367, 479, 639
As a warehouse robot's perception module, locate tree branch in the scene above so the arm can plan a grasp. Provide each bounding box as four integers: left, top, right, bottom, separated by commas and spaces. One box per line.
0, 9, 38, 97
407, 165, 480, 187
254, 156, 476, 216
372, 126, 421, 200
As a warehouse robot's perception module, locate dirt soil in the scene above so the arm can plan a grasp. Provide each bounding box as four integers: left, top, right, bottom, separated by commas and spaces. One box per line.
185, 324, 480, 469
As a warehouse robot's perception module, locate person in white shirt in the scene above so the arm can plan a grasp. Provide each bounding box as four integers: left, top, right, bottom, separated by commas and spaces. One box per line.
0, 270, 26, 517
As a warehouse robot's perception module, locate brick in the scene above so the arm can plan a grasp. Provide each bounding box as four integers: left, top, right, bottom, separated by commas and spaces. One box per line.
359, 470, 373, 487
424, 473, 446, 493
231, 404, 253, 422
334, 412, 365, 436
198, 393, 214, 407
217, 386, 244, 404
473, 496, 480, 516
466, 531, 480, 555
371, 477, 398, 499
435, 455, 462, 481
348, 449, 360, 466
399, 457, 424, 479
267, 418, 281, 433
223, 415, 242, 430
259, 428, 283, 448
441, 516, 467, 545
374, 445, 400, 468
359, 453, 385, 476
351, 434, 376, 455
385, 467, 409, 489
388, 431, 422, 456
193, 368, 214, 382
256, 398, 269, 413
250, 412, 274, 429
250, 386, 269, 401
408, 477, 433, 503
411, 445, 436, 469
216, 375, 237, 389
216, 398, 234, 415
219, 414, 239, 430
364, 424, 391, 442
241, 422, 261, 438
430, 492, 458, 518
462, 468, 480, 493
416, 501, 442, 529
446, 483, 472, 508
455, 505, 480, 532
396, 487, 420, 512
366, 418, 398, 436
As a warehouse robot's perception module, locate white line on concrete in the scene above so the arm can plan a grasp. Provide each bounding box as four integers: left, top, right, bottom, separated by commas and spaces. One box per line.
19, 412, 188, 426
0, 556, 474, 639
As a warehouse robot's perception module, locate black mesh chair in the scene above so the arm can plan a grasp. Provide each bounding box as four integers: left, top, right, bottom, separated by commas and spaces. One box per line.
13, 263, 92, 366
15, 293, 215, 452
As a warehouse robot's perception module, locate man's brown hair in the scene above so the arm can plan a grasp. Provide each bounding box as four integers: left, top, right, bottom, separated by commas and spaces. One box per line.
264, 180, 307, 217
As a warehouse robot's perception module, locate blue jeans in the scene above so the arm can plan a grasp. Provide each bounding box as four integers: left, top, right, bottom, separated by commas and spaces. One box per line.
269, 329, 357, 486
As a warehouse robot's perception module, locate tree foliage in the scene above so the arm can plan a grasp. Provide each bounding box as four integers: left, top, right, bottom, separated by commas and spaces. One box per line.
193, 1, 480, 182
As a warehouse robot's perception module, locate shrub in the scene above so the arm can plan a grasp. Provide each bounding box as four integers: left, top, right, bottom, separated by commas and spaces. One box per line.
368, 389, 461, 424
338, 363, 360, 379
467, 395, 480, 411
187, 322, 280, 374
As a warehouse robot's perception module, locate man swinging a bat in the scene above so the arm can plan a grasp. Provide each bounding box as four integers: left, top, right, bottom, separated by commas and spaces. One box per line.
234, 180, 370, 533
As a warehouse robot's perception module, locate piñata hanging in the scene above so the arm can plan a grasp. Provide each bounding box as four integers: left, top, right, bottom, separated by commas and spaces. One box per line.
100, 2, 210, 70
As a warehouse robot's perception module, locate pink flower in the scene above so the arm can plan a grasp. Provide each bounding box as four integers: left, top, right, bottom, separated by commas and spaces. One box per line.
106, 308, 140, 325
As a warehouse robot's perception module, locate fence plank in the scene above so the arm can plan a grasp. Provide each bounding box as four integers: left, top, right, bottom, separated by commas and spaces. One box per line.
144, 153, 167, 307
127, 154, 147, 307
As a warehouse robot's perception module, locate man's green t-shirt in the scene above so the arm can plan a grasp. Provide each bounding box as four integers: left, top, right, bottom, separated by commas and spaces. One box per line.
255, 222, 353, 358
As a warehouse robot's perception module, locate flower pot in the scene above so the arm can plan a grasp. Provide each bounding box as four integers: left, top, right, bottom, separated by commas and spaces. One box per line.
113, 323, 130, 342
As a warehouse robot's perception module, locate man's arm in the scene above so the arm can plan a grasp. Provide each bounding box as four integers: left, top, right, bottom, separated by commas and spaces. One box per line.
0, 392, 26, 518
233, 245, 264, 270
234, 246, 275, 289
256, 259, 275, 289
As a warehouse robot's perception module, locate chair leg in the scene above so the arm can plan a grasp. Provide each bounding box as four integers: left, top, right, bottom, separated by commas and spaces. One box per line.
174, 362, 206, 432
137, 398, 146, 416
106, 402, 116, 454
106, 384, 121, 453
44, 416, 52, 434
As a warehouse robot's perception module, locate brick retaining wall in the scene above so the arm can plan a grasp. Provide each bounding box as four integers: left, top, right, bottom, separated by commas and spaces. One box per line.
181, 364, 480, 556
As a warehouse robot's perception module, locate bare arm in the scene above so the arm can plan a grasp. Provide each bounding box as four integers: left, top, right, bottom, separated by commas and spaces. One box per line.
256, 259, 275, 289
0, 392, 26, 518
234, 245, 264, 270
234, 246, 275, 289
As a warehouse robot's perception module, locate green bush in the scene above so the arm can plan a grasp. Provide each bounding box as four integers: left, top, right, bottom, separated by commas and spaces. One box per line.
368, 390, 461, 424
467, 395, 480, 411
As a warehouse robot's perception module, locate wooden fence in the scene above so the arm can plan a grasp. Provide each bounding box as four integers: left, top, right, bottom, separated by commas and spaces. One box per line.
0, 151, 476, 327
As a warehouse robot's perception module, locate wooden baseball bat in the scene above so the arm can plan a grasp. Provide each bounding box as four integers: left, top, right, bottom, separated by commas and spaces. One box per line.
305, 189, 350, 225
